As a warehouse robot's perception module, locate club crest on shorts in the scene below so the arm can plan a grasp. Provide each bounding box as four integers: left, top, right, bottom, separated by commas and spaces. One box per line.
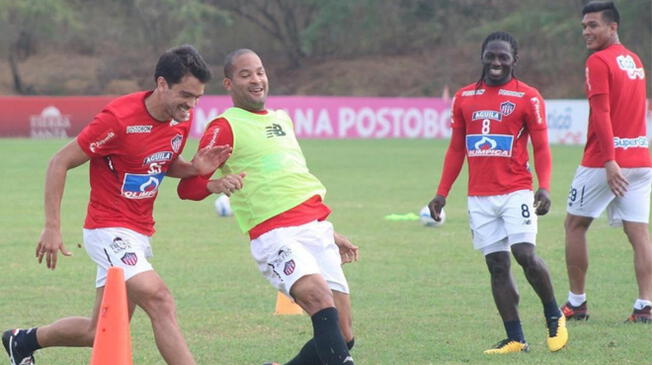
500, 101, 516, 116
121, 252, 138, 266
283, 259, 296, 275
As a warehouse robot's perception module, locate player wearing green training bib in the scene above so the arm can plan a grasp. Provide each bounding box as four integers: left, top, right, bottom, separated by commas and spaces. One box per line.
178, 49, 358, 365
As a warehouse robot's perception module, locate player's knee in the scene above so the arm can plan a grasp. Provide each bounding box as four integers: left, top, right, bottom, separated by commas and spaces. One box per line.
291, 277, 334, 313
138, 286, 176, 317
486, 254, 510, 278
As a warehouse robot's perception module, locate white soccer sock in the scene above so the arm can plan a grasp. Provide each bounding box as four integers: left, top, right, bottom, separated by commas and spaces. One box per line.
633, 299, 652, 310
567, 291, 586, 307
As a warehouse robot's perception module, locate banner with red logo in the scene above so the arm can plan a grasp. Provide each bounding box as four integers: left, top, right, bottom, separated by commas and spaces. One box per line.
0, 96, 114, 138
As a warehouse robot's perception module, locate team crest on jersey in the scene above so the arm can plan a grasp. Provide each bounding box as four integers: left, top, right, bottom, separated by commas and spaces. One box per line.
120, 252, 138, 266
143, 151, 173, 165
283, 259, 296, 275
500, 101, 516, 116
616, 54, 645, 80
121, 172, 165, 199
466, 134, 514, 157
472, 110, 502, 121
170, 134, 183, 153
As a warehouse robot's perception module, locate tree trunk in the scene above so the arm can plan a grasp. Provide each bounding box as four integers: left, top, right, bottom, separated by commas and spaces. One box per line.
8, 52, 25, 95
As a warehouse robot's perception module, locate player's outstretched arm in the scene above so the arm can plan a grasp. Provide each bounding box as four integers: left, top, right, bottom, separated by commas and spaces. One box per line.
168, 145, 232, 178
36, 140, 90, 270
334, 231, 359, 264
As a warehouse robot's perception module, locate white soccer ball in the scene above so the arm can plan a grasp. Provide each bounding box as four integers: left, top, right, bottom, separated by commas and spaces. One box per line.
419, 205, 445, 227
214, 194, 233, 217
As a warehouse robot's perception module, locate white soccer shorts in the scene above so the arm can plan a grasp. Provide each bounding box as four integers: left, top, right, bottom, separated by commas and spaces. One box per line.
83, 227, 154, 287
567, 166, 652, 226
467, 189, 538, 255
250, 220, 349, 297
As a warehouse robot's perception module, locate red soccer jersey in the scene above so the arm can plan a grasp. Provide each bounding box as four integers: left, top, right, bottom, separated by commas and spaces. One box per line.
581, 43, 650, 167
77, 91, 191, 236
437, 78, 551, 197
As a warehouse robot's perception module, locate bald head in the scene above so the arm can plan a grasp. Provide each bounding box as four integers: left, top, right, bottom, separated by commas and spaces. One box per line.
224, 48, 257, 79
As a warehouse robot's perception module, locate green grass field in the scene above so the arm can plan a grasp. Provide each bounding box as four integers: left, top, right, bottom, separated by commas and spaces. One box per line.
1, 138, 650, 364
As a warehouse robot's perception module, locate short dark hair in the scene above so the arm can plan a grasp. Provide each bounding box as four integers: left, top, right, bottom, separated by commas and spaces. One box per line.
154, 44, 212, 86
582, 1, 620, 24
223, 48, 256, 79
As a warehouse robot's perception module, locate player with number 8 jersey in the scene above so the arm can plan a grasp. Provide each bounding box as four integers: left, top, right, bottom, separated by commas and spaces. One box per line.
427, 32, 567, 354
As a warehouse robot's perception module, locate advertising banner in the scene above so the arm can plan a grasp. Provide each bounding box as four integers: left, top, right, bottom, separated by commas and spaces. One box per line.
1, 96, 650, 146
192, 96, 452, 139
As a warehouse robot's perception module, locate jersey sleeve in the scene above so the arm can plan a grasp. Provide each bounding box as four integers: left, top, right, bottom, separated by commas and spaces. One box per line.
449, 93, 466, 130
589, 93, 615, 163
76, 110, 121, 157
585, 55, 610, 98
436, 126, 466, 197
530, 127, 552, 191
525, 89, 547, 131
177, 117, 234, 201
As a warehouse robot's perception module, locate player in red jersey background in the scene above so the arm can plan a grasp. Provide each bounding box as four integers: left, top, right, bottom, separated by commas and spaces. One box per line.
428, 31, 568, 354
562, 1, 652, 323
2, 45, 230, 365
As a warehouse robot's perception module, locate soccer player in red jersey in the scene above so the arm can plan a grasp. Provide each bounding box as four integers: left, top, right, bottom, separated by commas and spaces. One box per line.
2, 45, 231, 365
428, 32, 568, 353
562, 1, 652, 323
178, 49, 358, 365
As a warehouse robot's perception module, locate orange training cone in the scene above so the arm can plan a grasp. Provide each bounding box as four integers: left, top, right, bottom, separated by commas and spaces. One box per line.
274, 291, 304, 315
90, 267, 133, 365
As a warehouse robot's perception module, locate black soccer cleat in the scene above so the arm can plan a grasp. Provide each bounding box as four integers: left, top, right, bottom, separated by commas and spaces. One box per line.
561, 301, 589, 320
2, 329, 36, 365
625, 305, 652, 323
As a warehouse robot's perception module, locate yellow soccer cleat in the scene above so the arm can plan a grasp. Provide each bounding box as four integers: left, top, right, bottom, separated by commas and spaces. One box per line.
546, 315, 569, 352
483, 339, 529, 354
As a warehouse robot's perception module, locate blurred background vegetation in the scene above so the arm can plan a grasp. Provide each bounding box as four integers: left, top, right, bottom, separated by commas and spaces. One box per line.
0, 0, 649, 98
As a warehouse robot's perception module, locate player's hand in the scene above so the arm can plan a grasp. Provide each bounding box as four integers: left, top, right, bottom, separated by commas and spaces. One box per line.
192, 145, 232, 176
533, 188, 551, 215
605, 160, 628, 197
428, 194, 446, 222
334, 231, 359, 264
36, 226, 72, 270
206, 172, 246, 196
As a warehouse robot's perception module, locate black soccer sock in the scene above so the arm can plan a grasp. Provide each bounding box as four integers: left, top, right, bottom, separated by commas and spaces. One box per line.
311, 307, 354, 365
22, 328, 42, 353
503, 320, 525, 343
285, 339, 319, 365
285, 337, 355, 365
543, 300, 562, 319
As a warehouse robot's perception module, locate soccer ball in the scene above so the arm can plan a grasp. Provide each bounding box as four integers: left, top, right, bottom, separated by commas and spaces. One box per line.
214, 194, 232, 217
419, 205, 445, 227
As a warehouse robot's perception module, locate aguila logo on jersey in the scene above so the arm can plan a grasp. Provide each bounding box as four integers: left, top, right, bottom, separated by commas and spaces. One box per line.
616, 54, 645, 80
170, 134, 183, 153
121, 252, 138, 266
143, 151, 173, 165
500, 101, 516, 116
472, 110, 502, 121
121, 172, 165, 199
466, 134, 514, 157
283, 259, 296, 275
266, 123, 287, 138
